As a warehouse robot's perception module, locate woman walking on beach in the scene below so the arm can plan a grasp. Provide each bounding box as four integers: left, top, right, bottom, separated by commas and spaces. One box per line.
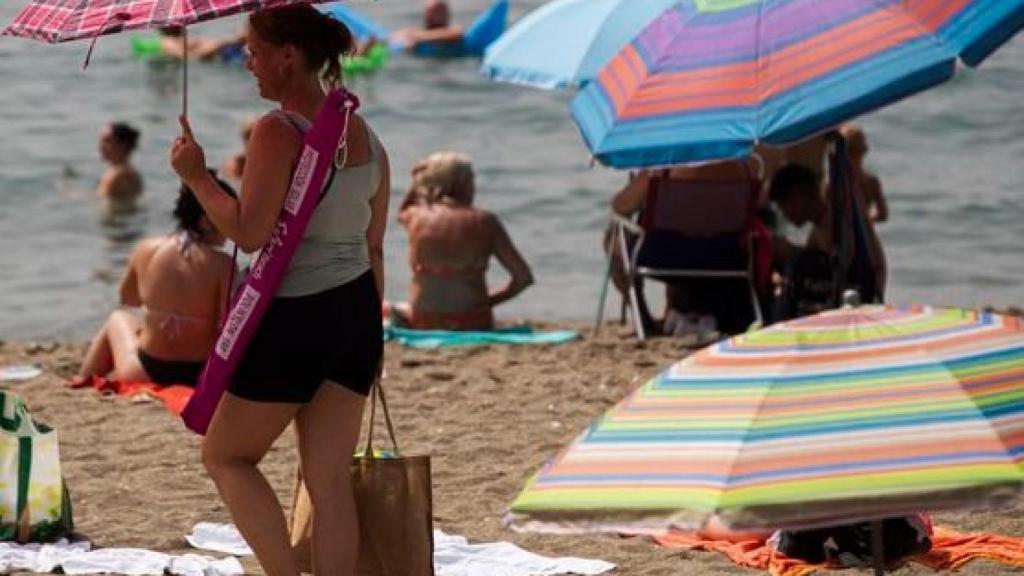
170, 6, 390, 576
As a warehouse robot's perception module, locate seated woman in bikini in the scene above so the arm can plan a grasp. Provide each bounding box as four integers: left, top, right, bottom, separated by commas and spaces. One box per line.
393, 151, 533, 330
77, 173, 237, 386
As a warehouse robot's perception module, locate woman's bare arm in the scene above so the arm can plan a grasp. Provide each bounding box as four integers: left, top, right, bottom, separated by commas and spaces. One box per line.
611, 171, 650, 216
487, 214, 533, 308
867, 174, 888, 223
367, 149, 391, 297
172, 115, 300, 253
118, 238, 158, 306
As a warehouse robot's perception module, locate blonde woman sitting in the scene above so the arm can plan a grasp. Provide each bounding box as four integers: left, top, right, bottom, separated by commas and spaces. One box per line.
395, 152, 532, 330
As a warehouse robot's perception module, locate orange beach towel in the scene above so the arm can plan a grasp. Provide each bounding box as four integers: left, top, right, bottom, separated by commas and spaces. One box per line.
654, 526, 1024, 576
68, 375, 194, 415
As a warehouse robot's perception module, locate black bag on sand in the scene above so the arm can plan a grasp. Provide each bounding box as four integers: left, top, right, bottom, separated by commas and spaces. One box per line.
777, 516, 932, 568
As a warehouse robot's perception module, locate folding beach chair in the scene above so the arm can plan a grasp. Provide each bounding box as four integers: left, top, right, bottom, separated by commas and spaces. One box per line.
596, 171, 764, 340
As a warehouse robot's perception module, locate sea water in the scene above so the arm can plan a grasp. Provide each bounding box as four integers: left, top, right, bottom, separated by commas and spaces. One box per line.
0, 1, 1021, 339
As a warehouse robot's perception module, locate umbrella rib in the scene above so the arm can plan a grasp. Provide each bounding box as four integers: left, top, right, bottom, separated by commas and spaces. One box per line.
867, 0, 958, 59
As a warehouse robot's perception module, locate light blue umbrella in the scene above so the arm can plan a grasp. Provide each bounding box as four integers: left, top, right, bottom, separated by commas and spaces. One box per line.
480, 0, 677, 90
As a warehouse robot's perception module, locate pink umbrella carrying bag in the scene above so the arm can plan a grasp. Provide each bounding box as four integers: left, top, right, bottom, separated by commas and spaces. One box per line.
182, 88, 359, 435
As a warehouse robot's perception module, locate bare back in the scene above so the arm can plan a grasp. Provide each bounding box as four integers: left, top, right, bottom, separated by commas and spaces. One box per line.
127, 235, 233, 361
402, 203, 495, 314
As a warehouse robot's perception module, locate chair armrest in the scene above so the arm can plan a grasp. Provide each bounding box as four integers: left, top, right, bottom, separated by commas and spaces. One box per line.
610, 212, 643, 236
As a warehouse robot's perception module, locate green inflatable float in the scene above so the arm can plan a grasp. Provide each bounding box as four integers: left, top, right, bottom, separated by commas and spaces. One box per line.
130, 36, 389, 75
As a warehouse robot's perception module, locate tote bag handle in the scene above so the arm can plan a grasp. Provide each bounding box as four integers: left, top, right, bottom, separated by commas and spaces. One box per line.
363, 379, 400, 458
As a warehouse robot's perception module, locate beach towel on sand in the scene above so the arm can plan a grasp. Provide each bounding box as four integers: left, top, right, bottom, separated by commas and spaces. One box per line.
69, 376, 193, 415
384, 325, 579, 349
0, 539, 243, 575
186, 522, 614, 576
653, 526, 1024, 576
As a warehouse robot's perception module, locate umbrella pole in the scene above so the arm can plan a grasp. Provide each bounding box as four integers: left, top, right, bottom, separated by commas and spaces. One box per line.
182, 27, 189, 117
870, 520, 886, 575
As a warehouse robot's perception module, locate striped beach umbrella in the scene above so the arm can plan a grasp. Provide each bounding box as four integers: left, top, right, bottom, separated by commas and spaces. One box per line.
571, 0, 1024, 168
507, 306, 1024, 534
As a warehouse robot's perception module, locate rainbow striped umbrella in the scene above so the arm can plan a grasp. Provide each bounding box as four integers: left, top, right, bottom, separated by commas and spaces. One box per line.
507, 306, 1024, 534
571, 0, 1024, 168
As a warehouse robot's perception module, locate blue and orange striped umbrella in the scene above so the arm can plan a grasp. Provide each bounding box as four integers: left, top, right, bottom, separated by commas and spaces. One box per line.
507, 306, 1024, 534
571, 0, 1024, 168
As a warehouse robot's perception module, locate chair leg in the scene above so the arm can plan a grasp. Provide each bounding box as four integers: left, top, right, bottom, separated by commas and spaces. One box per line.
628, 279, 647, 341
747, 277, 764, 330
594, 246, 615, 335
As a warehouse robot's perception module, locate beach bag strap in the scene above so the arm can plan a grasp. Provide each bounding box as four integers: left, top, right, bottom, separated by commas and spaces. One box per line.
364, 380, 400, 457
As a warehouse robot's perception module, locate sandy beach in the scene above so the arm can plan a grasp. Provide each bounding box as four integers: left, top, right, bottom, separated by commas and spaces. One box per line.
2, 324, 1023, 575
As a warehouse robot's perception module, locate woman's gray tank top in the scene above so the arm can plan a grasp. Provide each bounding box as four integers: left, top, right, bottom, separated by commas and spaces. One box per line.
265, 110, 383, 297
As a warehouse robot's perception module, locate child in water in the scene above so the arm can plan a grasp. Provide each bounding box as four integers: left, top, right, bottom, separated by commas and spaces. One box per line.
96, 122, 143, 201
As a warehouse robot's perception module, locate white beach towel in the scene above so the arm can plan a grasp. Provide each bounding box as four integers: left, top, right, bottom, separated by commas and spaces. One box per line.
185, 523, 615, 576
433, 530, 615, 576
0, 540, 243, 575
184, 522, 254, 557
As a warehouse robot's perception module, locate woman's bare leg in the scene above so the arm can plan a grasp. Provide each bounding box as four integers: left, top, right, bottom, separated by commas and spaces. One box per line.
390, 301, 412, 327
295, 382, 366, 576
202, 393, 302, 576
79, 310, 145, 380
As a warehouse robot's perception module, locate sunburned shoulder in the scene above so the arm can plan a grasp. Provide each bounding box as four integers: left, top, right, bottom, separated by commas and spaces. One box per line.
134, 236, 164, 257
128, 236, 165, 268
252, 113, 303, 145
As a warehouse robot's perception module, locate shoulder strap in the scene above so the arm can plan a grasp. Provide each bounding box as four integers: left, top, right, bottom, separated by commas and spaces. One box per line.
318, 166, 337, 207
269, 109, 310, 134
271, 111, 336, 207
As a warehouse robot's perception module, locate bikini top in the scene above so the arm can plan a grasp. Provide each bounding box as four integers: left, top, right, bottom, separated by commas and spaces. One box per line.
263, 109, 384, 297
142, 232, 215, 338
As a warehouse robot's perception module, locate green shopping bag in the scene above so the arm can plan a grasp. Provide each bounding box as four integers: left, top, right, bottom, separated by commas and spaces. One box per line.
0, 391, 73, 543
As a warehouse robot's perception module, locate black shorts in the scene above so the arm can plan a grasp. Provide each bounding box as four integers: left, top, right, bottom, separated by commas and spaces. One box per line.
230, 271, 383, 403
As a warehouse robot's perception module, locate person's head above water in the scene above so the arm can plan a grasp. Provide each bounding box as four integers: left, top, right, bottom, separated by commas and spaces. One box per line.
247, 5, 355, 95
839, 122, 869, 164
175, 170, 237, 245
410, 151, 475, 206
99, 122, 140, 163
424, 0, 451, 29
769, 163, 823, 227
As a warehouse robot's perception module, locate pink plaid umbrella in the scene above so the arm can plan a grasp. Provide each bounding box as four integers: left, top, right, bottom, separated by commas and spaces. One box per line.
2, 0, 330, 44
2, 0, 341, 113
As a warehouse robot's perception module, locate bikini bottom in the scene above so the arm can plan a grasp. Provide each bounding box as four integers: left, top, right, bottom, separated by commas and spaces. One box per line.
137, 349, 204, 386
407, 306, 494, 331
